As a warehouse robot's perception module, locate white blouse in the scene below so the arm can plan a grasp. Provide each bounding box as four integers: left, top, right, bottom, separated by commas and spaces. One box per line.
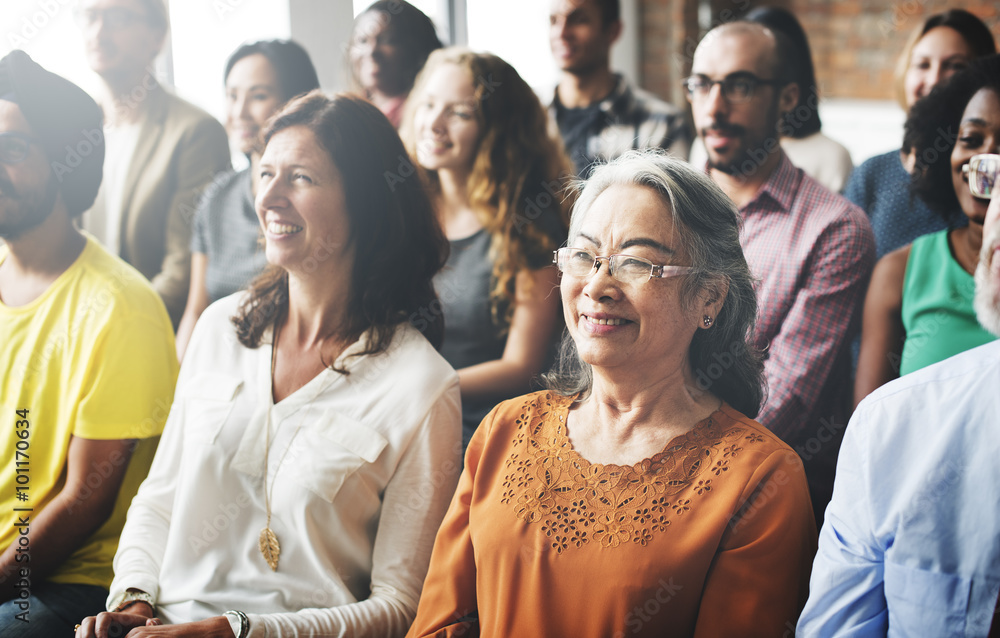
110, 294, 462, 637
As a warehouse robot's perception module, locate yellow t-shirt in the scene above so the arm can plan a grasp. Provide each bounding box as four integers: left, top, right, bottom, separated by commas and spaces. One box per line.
0, 236, 179, 589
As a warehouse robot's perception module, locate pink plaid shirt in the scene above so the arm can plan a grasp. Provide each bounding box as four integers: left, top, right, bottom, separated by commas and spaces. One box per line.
741, 153, 875, 447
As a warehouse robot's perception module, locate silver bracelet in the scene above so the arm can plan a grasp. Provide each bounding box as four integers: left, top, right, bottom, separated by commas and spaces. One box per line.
224, 609, 250, 638
108, 589, 155, 614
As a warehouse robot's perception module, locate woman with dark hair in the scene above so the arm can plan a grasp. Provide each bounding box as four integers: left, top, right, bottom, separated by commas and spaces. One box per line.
176, 39, 320, 359
406, 150, 817, 638
349, 0, 442, 128
855, 54, 1000, 406
845, 9, 995, 258
75, 93, 461, 638
745, 6, 854, 192
400, 48, 574, 447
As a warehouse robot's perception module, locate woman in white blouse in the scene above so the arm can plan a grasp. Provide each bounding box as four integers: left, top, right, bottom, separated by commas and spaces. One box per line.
76, 93, 462, 638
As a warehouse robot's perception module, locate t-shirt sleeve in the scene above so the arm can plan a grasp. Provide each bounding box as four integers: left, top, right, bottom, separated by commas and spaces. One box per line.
74, 310, 179, 441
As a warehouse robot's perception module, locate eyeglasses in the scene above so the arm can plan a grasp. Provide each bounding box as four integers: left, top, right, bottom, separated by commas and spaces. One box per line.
0, 132, 37, 164
75, 7, 151, 30
682, 73, 785, 104
553, 247, 695, 285
963, 153, 1000, 199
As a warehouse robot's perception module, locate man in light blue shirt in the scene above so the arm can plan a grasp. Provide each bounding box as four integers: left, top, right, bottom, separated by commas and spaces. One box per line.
798, 182, 1000, 635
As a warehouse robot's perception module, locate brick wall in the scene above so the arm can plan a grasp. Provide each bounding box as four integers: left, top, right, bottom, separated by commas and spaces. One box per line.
638, 0, 1000, 104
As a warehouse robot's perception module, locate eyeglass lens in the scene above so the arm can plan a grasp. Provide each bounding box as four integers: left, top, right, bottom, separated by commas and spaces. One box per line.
0, 135, 30, 164
970, 154, 1000, 199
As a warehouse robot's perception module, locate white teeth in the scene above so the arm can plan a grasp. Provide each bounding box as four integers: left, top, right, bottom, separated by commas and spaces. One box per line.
585, 315, 626, 326
267, 222, 303, 235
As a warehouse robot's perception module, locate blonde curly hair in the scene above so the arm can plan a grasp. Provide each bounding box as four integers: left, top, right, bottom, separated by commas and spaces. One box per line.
400, 47, 575, 330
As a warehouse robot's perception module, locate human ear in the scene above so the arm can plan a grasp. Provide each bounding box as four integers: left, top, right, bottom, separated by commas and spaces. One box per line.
778, 81, 800, 118
698, 276, 729, 329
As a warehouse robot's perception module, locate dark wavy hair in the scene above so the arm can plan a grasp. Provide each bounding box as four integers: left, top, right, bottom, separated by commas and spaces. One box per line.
544, 150, 766, 418
350, 0, 443, 95
908, 54, 1000, 220
224, 39, 320, 103
231, 92, 449, 363
746, 6, 821, 138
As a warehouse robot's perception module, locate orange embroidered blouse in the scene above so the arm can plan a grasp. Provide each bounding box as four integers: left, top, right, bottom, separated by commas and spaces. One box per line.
407, 391, 817, 638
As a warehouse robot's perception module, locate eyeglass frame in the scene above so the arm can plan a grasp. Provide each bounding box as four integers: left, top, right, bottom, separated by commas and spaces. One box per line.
682, 72, 787, 104
962, 153, 1000, 199
0, 132, 39, 165
553, 247, 696, 284
74, 7, 154, 31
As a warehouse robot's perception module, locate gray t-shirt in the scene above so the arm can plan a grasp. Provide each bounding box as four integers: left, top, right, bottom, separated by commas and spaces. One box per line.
191, 168, 268, 302
436, 204, 566, 445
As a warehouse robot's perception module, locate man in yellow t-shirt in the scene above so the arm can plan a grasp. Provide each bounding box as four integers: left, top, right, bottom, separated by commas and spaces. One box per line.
0, 51, 178, 635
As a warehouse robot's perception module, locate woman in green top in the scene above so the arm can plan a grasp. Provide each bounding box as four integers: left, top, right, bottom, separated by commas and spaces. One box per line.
855, 55, 1000, 407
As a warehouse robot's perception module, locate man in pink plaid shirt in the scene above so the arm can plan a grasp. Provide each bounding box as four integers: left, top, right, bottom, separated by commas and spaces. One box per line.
687, 22, 875, 522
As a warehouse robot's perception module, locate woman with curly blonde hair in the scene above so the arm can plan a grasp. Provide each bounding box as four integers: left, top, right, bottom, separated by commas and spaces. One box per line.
401, 48, 575, 446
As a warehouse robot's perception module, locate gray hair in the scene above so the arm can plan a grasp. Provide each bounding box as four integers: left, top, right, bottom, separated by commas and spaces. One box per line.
543, 149, 766, 418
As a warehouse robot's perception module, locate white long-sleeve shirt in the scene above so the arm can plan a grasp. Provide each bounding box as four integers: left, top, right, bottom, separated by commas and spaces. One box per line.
110, 294, 462, 637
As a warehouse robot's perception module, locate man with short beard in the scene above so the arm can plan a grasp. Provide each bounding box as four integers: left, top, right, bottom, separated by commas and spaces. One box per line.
688, 22, 875, 524
0, 51, 177, 636
799, 181, 1000, 637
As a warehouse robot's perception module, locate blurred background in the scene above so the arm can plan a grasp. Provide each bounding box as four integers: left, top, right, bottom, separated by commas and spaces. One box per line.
2, 0, 997, 166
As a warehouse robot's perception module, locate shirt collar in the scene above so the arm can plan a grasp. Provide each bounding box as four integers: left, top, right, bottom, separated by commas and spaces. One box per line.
744, 151, 801, 214
550, 73, 627, 114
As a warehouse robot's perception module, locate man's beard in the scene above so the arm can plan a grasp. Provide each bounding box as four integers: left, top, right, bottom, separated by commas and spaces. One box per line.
974, 232, 1000, 337
0, 172, 60, 241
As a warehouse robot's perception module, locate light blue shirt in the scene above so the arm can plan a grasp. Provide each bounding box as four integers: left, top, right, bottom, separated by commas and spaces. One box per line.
799, 340, 1000, 637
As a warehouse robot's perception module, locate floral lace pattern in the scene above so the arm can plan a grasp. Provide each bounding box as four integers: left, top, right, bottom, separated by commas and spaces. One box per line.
500, 393, 761, 553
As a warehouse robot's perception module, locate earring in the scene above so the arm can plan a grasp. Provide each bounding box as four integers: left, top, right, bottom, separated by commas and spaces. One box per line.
702, 315, 713, 328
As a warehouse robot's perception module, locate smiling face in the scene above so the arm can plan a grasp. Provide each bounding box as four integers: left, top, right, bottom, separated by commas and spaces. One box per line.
225, 53, 283, 156
904, 26, 975, 110
0, 101, 60, 241
255, 126, 353, 279
974, 190, 1000, 336
349, 10, 409, 98
690, 26, 795, 177
549, 0, 619, 75
561, 183, 715, 376
412, 63, 482, 177
951, 88, 1000, 225
79, 0, 164, 82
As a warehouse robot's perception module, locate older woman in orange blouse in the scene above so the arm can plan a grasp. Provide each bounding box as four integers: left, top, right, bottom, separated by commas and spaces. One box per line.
406, 150, 818, 638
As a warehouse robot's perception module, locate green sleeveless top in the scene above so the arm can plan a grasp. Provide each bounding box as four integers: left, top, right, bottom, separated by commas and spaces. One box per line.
900, 230, 997, 375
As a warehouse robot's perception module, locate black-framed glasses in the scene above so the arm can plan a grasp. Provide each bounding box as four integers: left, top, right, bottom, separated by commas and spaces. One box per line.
682, 72, 785, 104
963, 153, 1000, 199
553, 247, 695, 285
0, 132, 37, 165
75, 7, 151, 30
